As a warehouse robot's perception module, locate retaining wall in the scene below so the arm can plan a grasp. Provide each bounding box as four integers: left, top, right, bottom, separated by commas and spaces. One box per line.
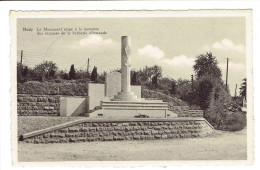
17, 94, 60, 116
188, 110, 204, 117
20, 118, 213, 143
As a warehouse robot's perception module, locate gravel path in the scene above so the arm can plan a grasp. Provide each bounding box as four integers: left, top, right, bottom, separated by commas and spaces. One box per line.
18, 128, 247, 162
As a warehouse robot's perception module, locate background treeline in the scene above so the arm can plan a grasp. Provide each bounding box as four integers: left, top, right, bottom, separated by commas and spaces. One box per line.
17, 51, 247, 131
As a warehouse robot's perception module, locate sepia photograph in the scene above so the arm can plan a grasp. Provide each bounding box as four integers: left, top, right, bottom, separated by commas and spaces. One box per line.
10, 10, 253, 165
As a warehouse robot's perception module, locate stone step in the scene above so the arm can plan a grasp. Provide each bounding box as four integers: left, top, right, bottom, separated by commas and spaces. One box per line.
102, 106, 169, 110
102, 101, 168, 105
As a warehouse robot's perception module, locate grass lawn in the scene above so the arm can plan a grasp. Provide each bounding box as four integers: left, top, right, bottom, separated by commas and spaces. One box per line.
17, 116, 87, 136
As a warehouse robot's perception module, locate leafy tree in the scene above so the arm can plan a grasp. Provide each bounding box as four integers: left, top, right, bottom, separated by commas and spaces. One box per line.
193, 52, 222, 79
97, 71, 105, 83
152, 75, 158, 86
91, 66, 98, 82
57, 70, 69, 80
205, 80, 232, 128
196, 76, 214, 110
69, 64, 76, 80
170, 81, 176, 95
131, 71, 138, 85
17, 63, 25, 83
157, 77, 175, 95
239, 78, 247, 99
32, 61, 57, 81
137, 65, 163, 87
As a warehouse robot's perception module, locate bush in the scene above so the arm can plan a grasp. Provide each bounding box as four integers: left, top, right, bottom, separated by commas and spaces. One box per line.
200, 77, 246, 131
218, 111, 246, 131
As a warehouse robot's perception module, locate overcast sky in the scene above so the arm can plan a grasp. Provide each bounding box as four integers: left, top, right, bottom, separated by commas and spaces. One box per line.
17, 17, 246, 95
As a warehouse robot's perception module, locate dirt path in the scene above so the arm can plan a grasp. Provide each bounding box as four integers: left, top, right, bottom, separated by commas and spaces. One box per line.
18, 128, 247, 162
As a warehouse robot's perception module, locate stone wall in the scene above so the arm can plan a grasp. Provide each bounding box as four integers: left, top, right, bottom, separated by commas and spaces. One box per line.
20, 119, 213, 143
168, 105, 203, 117
188, 110, 204, 117
169, 105, 189, 117
17, 94, 60, 116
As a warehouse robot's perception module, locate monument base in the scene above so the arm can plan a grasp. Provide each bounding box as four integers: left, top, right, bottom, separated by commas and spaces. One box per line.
112, 92, 141, 102
89, 100, 178, 118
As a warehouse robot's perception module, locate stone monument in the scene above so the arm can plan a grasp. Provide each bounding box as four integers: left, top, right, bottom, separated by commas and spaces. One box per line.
112, 36, 140, 102
89, 36, 177, 118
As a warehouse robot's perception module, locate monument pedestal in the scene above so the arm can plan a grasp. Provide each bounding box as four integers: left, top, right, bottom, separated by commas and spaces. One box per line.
112, 92, 141, 102
89, 100, 178, 118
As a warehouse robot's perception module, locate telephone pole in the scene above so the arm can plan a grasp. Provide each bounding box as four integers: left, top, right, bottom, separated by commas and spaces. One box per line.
87, 58, 90, 77
20, 50, 23, 65
191, 74, 194, 90
234, 84, 237, 97
225, 58, 229, 89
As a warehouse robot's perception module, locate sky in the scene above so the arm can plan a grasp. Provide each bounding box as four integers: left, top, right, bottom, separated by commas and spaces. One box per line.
17, 17, 246, 96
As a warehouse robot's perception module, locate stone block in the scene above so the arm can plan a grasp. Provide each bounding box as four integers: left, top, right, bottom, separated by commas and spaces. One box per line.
97, 127, 104, 131
133, 126, 141, 130
80, 127, 89, 132
104, 136, 114, 141
50, 133, 65, 138
141, 126, 147, 130
125, 136, 133, 140
68, 128, 79, 132
59, 129, 68, 133
144, 130, 151, 135
167, 134, 173, 138
162, 134, 168, 139
154, 135, 161, 139
133, 135, 141, 140
65, 133, 75, 138
158, 130, 164, 134
114, 126, 122, 130
113, 136, 124, 140
154, 126, 161, 130
164, 130, 171, 134
151, 130, 158, 134
89, 127, 96, 132
125, 126, 133, 131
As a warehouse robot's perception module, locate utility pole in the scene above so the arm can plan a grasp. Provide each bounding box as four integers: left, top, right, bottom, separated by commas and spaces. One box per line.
225, 58, 229, 89
87, 58, 90, 77
20, 50, 23, 65
191, 74, 194, 90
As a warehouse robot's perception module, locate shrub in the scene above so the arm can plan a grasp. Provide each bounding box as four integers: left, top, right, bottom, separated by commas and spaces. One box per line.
201, 77, 247, 131
218, 111, 246, 131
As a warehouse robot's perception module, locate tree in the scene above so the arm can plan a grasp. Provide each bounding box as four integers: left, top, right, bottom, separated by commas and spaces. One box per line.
137, 65, 163, 87
239, 78, 247, 99
170, 81, 176, 95
57, 70, 69, 80
32, 61, 57, 81
196, 76, 215, 110
193, 52, 222, 79
205, 80, 232, 128
91, 66, 98, 82
131, 71, 138, 85
69, 64, 76, 80
152, 75, 158, 86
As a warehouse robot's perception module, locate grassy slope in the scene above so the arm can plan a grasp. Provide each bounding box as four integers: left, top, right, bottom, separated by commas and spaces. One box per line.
17, 116, 87, 136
